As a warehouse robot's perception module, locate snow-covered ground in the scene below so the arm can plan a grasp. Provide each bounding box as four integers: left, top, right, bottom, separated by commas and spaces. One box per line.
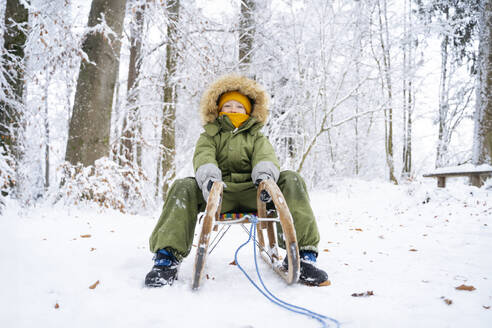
1, 179, 491, 328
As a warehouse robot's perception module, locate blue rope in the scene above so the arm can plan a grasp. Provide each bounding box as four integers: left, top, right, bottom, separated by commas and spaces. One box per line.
234, 218, 340, 328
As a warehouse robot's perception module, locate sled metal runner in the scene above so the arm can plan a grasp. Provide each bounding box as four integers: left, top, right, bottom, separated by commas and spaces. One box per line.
192, 180, 300, 290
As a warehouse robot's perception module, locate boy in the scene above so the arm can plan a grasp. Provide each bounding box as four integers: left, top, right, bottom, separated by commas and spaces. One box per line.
145, 74, 329, 287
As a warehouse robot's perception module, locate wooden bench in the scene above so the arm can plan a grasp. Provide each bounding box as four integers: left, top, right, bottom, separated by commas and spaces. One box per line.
423, 166, 492, 188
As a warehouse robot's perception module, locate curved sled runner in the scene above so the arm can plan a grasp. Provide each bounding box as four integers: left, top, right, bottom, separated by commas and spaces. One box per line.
192, 180, 300, 290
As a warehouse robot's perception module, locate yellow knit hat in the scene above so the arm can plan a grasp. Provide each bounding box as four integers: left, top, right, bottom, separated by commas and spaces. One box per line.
218, 91, 252, 114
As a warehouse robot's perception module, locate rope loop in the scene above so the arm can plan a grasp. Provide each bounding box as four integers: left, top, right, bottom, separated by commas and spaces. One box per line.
234, 221, 340, 328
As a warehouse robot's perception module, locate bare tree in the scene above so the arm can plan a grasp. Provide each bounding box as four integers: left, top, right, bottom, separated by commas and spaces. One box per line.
156, 0, 179, 200
435, 3, 452, 168
401, 0, 415, 178
416, 1, 479, 167
371, 0, 397, 184
65, 0, 127, 166
0, 0, 28, 165
120, 0, 146, 167
473, 0, 492, 165
239, 0, 255, 73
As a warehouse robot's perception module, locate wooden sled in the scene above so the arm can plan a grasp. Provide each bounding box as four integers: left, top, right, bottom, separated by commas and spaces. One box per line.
192, 180, 300, 290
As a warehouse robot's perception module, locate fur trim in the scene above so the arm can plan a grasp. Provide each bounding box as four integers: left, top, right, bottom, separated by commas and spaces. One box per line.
200, 74, 269, 125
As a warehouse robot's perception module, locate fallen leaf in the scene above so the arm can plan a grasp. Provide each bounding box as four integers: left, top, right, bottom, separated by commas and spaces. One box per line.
323, 249, 330, 252
409, 248, 418, 252
355, 228, 363, 232
54, 303, 60, 309
80, 234, 91, 238
351, 291, 374, 297
89, 280, 100, 289
443, 298, 453, 305
456, 284, 476, 291
483, 306, 490, 310
229, 260, 237, 266
90, 248, 96, 252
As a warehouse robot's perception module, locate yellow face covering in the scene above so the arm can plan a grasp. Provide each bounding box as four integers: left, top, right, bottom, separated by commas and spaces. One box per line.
219, 112, 250, 128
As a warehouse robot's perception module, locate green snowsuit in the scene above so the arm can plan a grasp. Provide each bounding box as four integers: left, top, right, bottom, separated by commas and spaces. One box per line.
149, 74, 320, 261
149, 115, 320, 261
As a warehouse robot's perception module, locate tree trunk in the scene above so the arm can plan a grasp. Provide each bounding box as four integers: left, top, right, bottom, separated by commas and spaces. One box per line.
44, 75, 50, 189
402, 0, 413, 177
354, 0, 364, 176
376, 0, 397, 184
473, 0, 492, 165
239, 0, 255, 73
0, 0, 28, 163
121, 0, 145, 167
436, 8, 450, 168
157, 0, 179, 200
65, 0, 127, 166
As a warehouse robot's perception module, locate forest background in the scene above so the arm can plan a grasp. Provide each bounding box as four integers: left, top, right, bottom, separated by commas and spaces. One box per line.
1, 0, 491, 214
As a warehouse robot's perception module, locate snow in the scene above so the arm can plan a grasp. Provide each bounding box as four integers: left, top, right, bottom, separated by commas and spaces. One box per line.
1, 179, 492, 328
426, 164, 492, 175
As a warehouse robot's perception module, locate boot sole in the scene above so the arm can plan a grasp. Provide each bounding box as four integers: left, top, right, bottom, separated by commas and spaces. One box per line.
299, 279, 331, 287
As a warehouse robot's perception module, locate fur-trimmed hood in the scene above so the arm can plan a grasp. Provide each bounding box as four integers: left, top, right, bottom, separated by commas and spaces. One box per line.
199, 74, 269, 125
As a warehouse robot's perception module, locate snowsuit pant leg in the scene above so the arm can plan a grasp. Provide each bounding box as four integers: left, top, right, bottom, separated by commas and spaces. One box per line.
149, 177, 205, 261
149, 172, 320, 261
277, 170, 320, 253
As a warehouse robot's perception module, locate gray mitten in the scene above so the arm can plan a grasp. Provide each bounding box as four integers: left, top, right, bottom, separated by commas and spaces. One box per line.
202, 178, 218, 201
254, 176, 273, 203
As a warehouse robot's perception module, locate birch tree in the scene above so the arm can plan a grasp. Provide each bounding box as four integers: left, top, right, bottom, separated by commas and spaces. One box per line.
65, 0, 127, 166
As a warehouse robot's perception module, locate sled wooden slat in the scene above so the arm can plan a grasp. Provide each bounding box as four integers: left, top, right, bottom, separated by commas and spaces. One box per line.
192, 181, 224, 290
258, 180, 300, 285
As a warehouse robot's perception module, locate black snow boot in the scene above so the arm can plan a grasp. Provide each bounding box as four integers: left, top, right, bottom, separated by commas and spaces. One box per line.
145, 249, 180, 287
284, 251, 330, 286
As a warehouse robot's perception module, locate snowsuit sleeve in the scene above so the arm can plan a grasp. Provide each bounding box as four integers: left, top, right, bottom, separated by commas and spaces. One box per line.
193, 133, 221, 190
251, 133, 280, 183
